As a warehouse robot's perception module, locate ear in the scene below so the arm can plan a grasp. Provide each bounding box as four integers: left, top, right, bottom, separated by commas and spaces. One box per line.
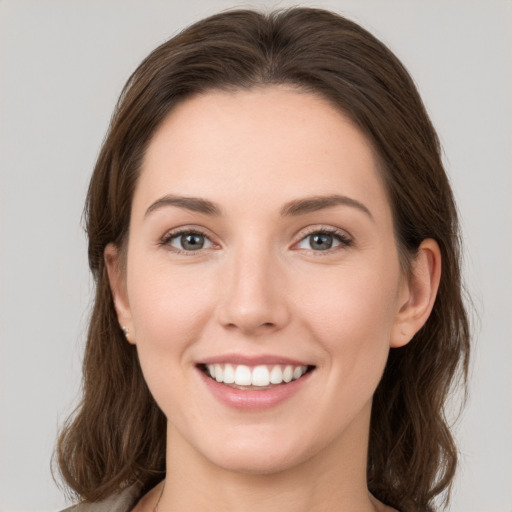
104, 243, 136, 345
390, 239, 442, 348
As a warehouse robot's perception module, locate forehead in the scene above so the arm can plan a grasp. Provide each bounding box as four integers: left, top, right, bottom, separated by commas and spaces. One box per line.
135, 87, 390, 219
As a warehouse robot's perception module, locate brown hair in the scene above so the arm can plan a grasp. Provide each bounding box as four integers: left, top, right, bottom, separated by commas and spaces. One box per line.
56, 8, 470, 511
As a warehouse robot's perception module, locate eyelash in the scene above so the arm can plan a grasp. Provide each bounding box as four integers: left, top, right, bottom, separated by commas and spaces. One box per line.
159, 228, 216, 255
159, 226, 353, 255
294, 227, 353, 253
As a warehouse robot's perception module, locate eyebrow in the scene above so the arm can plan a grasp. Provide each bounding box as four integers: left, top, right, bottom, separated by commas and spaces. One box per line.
281, 194, 373, 220
145, 195, 222, 217
145, 193, 373, 220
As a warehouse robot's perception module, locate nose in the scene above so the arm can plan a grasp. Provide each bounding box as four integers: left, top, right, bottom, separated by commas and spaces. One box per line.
216, 243, 290, 336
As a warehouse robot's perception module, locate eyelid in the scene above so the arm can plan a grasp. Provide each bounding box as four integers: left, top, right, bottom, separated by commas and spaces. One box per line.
158, 224, 352, 254
291, 225, 353, 251
159, 225, 220, 254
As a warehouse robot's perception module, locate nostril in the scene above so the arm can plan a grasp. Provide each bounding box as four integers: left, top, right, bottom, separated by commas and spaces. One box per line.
222, 320, 279, 334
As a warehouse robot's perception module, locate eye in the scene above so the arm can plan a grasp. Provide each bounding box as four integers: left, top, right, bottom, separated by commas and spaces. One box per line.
295, 229, 351, 251
164, 230, 213, 252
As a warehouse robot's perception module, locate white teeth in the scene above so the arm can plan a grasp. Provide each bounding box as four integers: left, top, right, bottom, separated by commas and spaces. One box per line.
234, 365, 252, 386
205, 363, 309, 386
270, 365, 283, 384
283, 365, 293, 383
223, 364, 235, 384
251, 365, 270, 387
214, 364, 223, 382
293, 366, 303, 380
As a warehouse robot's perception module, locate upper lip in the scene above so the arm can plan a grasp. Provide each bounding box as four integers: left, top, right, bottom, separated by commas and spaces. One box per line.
198, 354, 313, 367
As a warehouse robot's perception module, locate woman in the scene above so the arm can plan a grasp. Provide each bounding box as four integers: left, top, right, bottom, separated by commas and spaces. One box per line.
56, 7, 470, 512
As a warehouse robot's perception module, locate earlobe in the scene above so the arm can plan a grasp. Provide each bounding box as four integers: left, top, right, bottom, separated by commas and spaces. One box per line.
390, 239, 441, 348
104, 243, 136, 344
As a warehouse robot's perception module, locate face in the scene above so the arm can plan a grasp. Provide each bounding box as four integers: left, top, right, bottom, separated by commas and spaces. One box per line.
108, 87, 418, 475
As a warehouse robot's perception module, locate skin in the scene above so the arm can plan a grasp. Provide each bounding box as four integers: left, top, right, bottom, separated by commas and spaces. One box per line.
106, 87, 441, 512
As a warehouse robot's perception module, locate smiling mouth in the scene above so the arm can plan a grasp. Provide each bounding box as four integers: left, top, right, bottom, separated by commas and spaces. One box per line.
198, 363, 315, 390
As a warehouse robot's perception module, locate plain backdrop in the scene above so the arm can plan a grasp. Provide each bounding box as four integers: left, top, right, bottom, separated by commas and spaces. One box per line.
0, 1, 511, 511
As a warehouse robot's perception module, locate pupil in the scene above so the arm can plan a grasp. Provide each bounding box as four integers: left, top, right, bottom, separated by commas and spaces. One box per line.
182, 233, 204, 250
311, 233, 332, 250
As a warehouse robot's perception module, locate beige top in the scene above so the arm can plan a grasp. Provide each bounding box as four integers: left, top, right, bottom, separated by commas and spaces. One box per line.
59, 485, 141, 512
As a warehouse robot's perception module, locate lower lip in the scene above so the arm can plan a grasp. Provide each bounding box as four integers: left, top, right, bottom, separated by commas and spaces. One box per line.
198, 369, 313, 411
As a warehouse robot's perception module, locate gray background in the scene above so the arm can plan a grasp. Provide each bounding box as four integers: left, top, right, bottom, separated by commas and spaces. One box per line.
0, 1, 510, 511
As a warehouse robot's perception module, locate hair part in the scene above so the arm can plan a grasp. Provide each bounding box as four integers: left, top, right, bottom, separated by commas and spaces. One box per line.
56, 8, 470, 510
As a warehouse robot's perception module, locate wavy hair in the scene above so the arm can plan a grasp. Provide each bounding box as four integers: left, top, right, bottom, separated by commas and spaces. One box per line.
56, 8, 470, 511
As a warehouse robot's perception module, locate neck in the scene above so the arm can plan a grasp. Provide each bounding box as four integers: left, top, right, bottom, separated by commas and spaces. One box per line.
153, 402, 386, 512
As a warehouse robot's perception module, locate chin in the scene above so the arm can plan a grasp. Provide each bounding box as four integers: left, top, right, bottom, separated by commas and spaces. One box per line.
197, 429, 318, 476
209, 450, 302, 476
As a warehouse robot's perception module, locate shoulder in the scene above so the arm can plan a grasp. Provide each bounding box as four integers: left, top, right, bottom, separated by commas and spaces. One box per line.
58, 484, 141, 512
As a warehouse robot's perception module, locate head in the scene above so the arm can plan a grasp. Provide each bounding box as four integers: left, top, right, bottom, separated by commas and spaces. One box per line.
57, 8, 469, 511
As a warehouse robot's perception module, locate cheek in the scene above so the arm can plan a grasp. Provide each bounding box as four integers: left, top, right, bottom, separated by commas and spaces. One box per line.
125, 257, 220, 417
301, 261, 399, 330
126, 256, 217, 357
128, 258, 221, 394
296, 261, 401, 383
